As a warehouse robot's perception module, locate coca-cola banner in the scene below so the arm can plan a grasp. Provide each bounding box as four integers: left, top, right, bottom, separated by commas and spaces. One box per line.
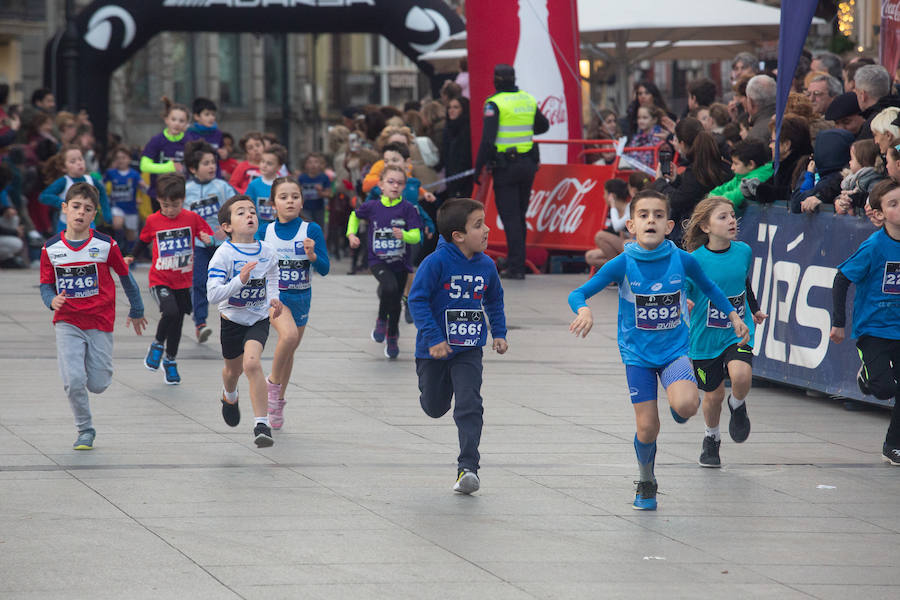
483, 164, 612, 252
881, 1, 900, 78
466, 0, 582, 164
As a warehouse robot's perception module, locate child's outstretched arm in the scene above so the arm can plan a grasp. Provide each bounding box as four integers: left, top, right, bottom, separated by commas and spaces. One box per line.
830, 270, 852, 343
39, 178, 66, 209
118, 271, 147, 335
567, 256, 626, 338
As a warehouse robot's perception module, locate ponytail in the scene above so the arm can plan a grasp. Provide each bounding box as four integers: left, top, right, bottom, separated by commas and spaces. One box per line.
160, 96, 190, 120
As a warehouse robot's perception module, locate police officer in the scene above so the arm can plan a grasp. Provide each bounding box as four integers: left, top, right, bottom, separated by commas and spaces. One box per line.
475, 64, 549, 279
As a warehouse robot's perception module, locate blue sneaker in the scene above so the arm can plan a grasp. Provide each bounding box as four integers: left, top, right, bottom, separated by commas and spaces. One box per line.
163, 358, 181, 385
144, 341, 164, 371
384, 335, 399, 359
633, 480, 658, 510
670, 405, 688, 424
73, 428, 96, 451
371, 319, 387, 343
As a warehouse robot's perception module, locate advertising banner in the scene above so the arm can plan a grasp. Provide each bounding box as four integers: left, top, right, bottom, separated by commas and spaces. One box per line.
483, 163, 612, 252
466, 0, 582, 164
881, 1, 900, 79
739, 204, 890, 406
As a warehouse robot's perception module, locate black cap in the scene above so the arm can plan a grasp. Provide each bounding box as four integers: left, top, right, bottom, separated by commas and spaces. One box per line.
494, 64, 516, 81
824, 92, 861, 121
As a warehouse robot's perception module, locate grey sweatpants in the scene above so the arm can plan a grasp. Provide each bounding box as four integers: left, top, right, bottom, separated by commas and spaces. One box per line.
55, 322, 114, 432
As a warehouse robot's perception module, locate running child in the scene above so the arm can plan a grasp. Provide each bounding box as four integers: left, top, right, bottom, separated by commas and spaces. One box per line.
830, 179, 900, 465
141, 97, 190, 208
187, 97, 224, 151
39, 182, 146, 450
127, 174, 214, 384
408, 198, 507, 494
103, 145, 147, 254
246, 143, 286, 227
567, 190, 749, 510
682, 197, 767, 467
229, 131, 265, 194
347, 165, 422, 358
297, 152, 332, 232
207, 195, 283, 447
39, 145, 111, 233
259, 176, 330, 429
184, 140, 237, 342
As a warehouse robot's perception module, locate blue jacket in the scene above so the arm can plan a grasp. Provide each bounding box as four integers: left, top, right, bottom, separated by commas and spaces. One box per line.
408, 237, 507, 359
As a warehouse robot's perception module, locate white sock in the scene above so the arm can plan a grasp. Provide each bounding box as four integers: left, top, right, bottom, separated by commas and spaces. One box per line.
255, 416, 270, 426
728, 393, 745, 410
223, 388, 238, 403
705, 426, 721, 441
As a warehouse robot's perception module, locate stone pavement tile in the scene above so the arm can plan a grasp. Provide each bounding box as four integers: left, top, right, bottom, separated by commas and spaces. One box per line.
756, 565, 900, 586
622, 515, 886, 535
0, 477, 128, 519
480, 560, 771, 584
518, 581, 814, 600
233, 581, 536, 600
794, 585, 898, 600
140, 512, 392, 534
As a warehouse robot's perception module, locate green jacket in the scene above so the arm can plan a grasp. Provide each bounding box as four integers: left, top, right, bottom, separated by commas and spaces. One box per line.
709, 162, 774, 208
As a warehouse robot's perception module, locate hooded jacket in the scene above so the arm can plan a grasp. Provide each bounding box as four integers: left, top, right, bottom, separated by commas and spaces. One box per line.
790, 128, 854, 213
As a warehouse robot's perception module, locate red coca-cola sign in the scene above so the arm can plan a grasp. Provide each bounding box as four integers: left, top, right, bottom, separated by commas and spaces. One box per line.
484, 163, 617, 252
540, 95, 568, 127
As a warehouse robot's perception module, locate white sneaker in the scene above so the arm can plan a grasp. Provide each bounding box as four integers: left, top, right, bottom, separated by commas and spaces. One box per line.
453, 469, 480, 494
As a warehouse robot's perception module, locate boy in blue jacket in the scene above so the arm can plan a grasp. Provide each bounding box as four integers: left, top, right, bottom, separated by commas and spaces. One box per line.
408, 198, 508, 495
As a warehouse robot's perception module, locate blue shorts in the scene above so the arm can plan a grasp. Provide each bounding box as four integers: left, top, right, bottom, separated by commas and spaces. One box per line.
280, 291, 311, 327
625, 355, 696, 404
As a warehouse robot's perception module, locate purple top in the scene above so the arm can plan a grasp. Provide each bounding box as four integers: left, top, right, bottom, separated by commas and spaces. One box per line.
187, 126, 224, 149
354, 198, 422, 272
142, 131, 187, 198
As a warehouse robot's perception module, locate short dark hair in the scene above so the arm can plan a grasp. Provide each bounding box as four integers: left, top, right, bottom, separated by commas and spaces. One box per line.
731, 138, 771, 168
31, 88, 52, 105
437, 198, 485, 243
218, 194, 253, 234
382, 141, 410, 160
192, 97, 217, 115
263, 143, 288, 167
869, 178, 900, 212
630, 189, 670, 217
604, 178, 629, 200
687, 78, 717, 107
157, 173, 186, 201
64, 182, 99, 207
184, 140, 216, 172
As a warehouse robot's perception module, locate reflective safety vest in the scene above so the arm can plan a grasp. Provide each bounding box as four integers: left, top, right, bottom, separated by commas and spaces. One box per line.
488, 91, 538, 153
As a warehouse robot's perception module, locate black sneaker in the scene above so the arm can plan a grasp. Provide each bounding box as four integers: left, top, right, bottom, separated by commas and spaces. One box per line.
632, 480, 658, 510
883, 446, 900, 466
254, 423, 274, 448
857, 365, 873, 396
728, 398, 751, 443
221, 396, 240, 427
699, 435, 721, 468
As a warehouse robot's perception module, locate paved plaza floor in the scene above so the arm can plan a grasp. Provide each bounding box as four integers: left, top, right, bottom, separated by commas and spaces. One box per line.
1, 261, 899, 599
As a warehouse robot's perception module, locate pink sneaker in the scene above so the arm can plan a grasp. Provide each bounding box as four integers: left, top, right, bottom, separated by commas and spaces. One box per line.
267, 379, 285, 430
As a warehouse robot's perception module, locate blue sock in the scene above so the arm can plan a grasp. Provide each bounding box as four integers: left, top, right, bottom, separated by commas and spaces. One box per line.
634, 434, 656, 481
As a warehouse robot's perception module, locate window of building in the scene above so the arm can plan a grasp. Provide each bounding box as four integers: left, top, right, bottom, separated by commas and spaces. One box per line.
219, 34, 242, 106
265, 35, 286, 106
171, 34, 194, 103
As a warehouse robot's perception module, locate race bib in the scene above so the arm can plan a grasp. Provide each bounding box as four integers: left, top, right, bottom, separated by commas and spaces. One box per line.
634, 291, 681, 331
372, 229, 405, 258
883, 262, 900, 294
257, 198, 274, 221
111, 182, 133, 204
55, 264, 99, 298
229, 277, 267, 308
190, 195, 220, 220
445, 309, 485, 346
278, 259, 310, 291
155, 227, 193, 271
707, 291, 746, 329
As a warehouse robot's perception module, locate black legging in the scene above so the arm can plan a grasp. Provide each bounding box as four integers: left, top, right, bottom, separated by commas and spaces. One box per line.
150, 286, 192, 359
370, 263, 408, 337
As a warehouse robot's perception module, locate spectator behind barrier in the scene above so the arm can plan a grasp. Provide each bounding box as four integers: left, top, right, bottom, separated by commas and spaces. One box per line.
836, 139, 882, 215
806, 74, 843, 116
687, 78, 717, 112
756, 115, 813, 204
730, 52, 759, 87
707, 138, 773, 209
855, 65, 900, 140
870, 107, 900, 155
843, 57, 876, 93
825, 92, 866, 139
812, 51, 844, 82
745, 75, 777, 143
790, 128, 854, 214
624, 80, 675, 138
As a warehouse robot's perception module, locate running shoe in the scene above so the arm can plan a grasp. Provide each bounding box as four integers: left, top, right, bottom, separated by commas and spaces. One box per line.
883, 446, 900, 466
196, 324, 212, 344
728, 397, 751, 443
254, 423, 274, 448
385, 335, 399, 359
221, 395, 240, 427
453, 468, 480, 494
633, 480, 658, 510
267, 379, 285, 430
699, 435, 721, 468
402, 296, 414, 324
670, 405, 688, 424
162, 358, 181, 385
371, 319, 387, 343
73, 428, 95, 451
144, 341, 164, 371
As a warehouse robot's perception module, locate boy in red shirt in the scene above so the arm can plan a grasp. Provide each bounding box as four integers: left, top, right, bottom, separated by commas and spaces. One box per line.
39, 183, 147, 450
128, 174, 213, 384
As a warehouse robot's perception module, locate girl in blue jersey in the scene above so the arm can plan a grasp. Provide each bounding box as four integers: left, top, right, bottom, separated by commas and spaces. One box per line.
568, 190, 749, 510
258, 177, 329, 429
682, 197, 767, 468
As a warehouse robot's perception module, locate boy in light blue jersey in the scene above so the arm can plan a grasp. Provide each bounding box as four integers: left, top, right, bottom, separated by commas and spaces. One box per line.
245, 144, 285, 227
682, 197, 767, 468
184, 140, 237, 342
830, 179, 900, 465
568, 190, 749, 510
